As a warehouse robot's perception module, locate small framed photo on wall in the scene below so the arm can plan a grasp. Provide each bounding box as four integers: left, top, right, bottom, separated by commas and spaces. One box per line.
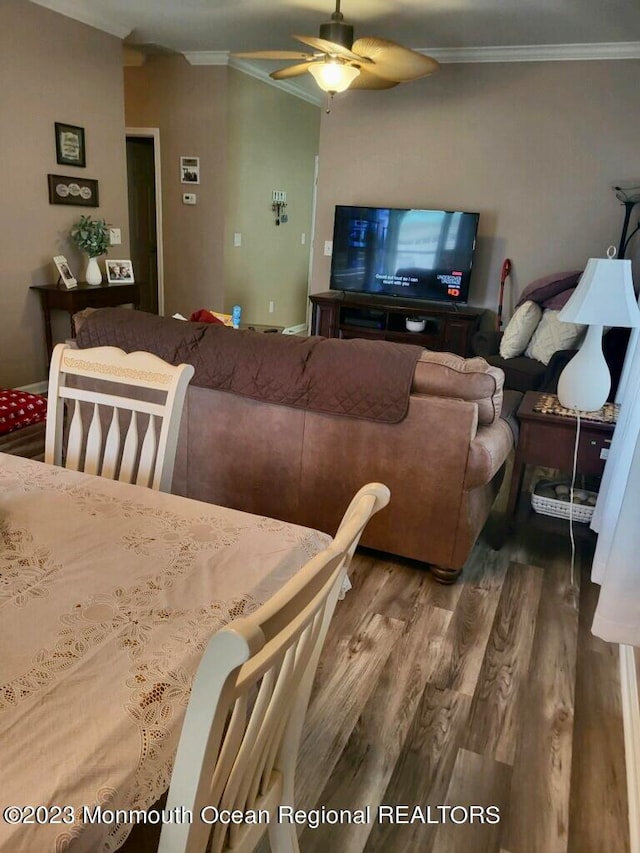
180, 156, 200, 184
55, 122, 86, 168
53, 255, 77, 289
106, 259, 135, 284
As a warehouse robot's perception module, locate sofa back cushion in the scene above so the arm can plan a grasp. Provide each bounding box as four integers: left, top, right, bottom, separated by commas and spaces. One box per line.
412, 350, 504, 425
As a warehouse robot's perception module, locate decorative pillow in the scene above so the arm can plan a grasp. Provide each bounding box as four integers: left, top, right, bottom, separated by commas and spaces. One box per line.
189, 309, 226, 324
499, 300, 542, 358
542, 286, 576, 310
524, 309, 586, 365
0, 389, 47, 436
516, 270, 582, 309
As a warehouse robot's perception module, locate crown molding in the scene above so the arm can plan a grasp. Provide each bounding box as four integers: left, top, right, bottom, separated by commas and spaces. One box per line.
29, 0, 131, 39
183, 51, 230, 66
230, 58, 322, 107
421, 41, 640, 63
185, 52, 322, 106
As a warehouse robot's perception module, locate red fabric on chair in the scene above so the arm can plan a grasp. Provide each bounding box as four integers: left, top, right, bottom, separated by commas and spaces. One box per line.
0, 389, 47, 435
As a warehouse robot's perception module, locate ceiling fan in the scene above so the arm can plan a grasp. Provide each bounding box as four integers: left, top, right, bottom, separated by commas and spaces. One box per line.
233, 0, 439, 100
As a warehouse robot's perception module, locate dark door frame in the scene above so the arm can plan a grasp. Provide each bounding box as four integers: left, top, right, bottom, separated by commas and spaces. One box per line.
125, 127, 164, 315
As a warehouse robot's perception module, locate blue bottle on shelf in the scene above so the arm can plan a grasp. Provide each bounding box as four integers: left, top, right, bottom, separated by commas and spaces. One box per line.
232, 305, 241, 329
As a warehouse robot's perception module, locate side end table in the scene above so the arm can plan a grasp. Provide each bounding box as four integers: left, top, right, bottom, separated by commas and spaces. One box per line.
507, 391, 616, 522
31, 281, 140, 363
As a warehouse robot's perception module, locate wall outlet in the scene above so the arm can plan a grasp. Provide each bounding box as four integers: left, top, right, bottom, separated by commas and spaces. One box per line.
233, 232, 242, 247
269, 301, 275, 313
324, 240, 333, 256
109, 227, 121, 245
272, 190, 287, 203
183, 193, 196, 205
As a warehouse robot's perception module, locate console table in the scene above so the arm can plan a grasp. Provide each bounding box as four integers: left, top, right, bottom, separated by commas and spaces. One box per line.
309, 291, 483, 357
31, 281, 140, 362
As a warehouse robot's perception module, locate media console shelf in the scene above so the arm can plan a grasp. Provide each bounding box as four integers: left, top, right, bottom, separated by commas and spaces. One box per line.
309, 291, 484, 357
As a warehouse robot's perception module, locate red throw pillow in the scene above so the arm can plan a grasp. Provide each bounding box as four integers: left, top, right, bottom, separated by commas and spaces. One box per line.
0, 389, 47, 435
189, 309, 225, 324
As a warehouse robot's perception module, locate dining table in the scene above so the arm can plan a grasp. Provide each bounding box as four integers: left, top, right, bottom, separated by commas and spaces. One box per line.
0, 452, 332, 852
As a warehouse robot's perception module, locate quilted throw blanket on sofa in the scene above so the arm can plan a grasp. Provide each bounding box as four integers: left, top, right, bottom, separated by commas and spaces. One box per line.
76, 309, 423, 423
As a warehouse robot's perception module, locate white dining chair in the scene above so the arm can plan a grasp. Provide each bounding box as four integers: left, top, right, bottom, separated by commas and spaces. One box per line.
45, 342, 194, 492
157, 482, 391, 853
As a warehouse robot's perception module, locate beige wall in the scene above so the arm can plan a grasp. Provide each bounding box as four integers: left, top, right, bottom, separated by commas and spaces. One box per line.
0, 0, 130, 387
311, 60, 640, 320
124, 58, 228, 318
225, 71, 320, 327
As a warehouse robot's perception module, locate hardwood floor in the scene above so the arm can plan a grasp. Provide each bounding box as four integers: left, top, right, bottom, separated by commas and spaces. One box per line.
296, 510, 629, 853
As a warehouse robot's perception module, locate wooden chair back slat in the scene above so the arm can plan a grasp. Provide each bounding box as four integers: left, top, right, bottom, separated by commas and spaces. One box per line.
136, 414, 158, 487
84, 403, 102, 476
66, 399, 82, 471
118, 410, 139, 484
101, 409, 121, 480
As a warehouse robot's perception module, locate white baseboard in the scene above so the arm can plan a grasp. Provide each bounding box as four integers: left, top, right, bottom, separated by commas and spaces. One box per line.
17, 381, 48, 395
620, 643, 640, 853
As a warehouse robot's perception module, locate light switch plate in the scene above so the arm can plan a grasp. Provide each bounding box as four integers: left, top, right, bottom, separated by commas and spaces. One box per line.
324, 240, 333, 256
183, 193, 196, 205
109, 227, 121, 245
233, 232, 242, 247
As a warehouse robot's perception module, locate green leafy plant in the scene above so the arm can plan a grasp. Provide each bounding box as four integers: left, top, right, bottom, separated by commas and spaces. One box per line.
70, 215, 110, 258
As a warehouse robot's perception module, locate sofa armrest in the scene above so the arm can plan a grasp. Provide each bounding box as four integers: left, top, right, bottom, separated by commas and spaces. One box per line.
464, 418, 515, 489
471, 330, 503, 358
412, 350, 504, 426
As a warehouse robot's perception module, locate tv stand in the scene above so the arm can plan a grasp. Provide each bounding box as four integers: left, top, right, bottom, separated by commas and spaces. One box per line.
309, 291, 484, 357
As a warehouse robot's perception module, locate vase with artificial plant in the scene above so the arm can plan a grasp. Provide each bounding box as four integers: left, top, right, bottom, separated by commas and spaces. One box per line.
70, 215, 109, 285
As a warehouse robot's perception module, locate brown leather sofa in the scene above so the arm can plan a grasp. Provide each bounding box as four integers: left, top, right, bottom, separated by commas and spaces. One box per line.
75, 309, 514, 583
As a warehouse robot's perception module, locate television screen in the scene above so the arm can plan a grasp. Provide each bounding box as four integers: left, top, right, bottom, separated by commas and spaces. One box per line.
329, 205, 480, 304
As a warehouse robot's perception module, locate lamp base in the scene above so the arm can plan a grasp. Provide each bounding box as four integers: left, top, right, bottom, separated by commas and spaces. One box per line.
557, 324, 610, 412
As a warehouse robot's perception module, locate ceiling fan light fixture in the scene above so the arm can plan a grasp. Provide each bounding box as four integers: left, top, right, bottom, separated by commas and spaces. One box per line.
309, 60, 360, 93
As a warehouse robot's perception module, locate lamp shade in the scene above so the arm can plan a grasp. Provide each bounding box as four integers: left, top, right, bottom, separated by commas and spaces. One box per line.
558, 256, 640, 328
308, 61, 360, 94
557, 252, 640, 411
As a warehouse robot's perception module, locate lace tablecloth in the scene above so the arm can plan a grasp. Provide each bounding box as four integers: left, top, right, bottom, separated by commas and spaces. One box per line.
0, 453, 331, 852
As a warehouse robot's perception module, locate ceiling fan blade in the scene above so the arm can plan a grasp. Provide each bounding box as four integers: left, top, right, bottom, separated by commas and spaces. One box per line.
293, 34, 369, 64
233, 50, 313, 61
270, 62, 315, 80
352, 37, 439, 82
348, 68, 399, 90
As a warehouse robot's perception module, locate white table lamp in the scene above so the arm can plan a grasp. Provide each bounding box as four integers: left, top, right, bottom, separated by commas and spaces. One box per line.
557, 247, 640, 411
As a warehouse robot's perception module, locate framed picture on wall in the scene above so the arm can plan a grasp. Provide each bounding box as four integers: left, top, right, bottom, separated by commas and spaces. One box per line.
55, 122, 86, 168
106, 259, 135, 284
53, 255, 77, 289
47, 174, 99, 206
180, 156, 200, 184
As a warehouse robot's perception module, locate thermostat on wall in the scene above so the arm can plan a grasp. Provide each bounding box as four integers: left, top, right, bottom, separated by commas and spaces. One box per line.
183, 193, 197, 205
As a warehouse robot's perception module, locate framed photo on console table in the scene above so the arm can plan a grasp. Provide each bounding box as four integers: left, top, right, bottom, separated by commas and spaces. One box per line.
106, 259, 135, 284
52, 255, 77, 289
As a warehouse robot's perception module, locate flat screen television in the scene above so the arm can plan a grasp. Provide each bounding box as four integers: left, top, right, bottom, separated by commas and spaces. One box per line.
329, 205, 480, 305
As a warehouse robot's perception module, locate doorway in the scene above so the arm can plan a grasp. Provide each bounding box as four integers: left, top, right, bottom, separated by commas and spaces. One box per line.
125, 129, 164, 314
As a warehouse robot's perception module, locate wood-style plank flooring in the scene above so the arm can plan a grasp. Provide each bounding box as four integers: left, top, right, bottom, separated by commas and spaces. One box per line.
295, 505, 629, 853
